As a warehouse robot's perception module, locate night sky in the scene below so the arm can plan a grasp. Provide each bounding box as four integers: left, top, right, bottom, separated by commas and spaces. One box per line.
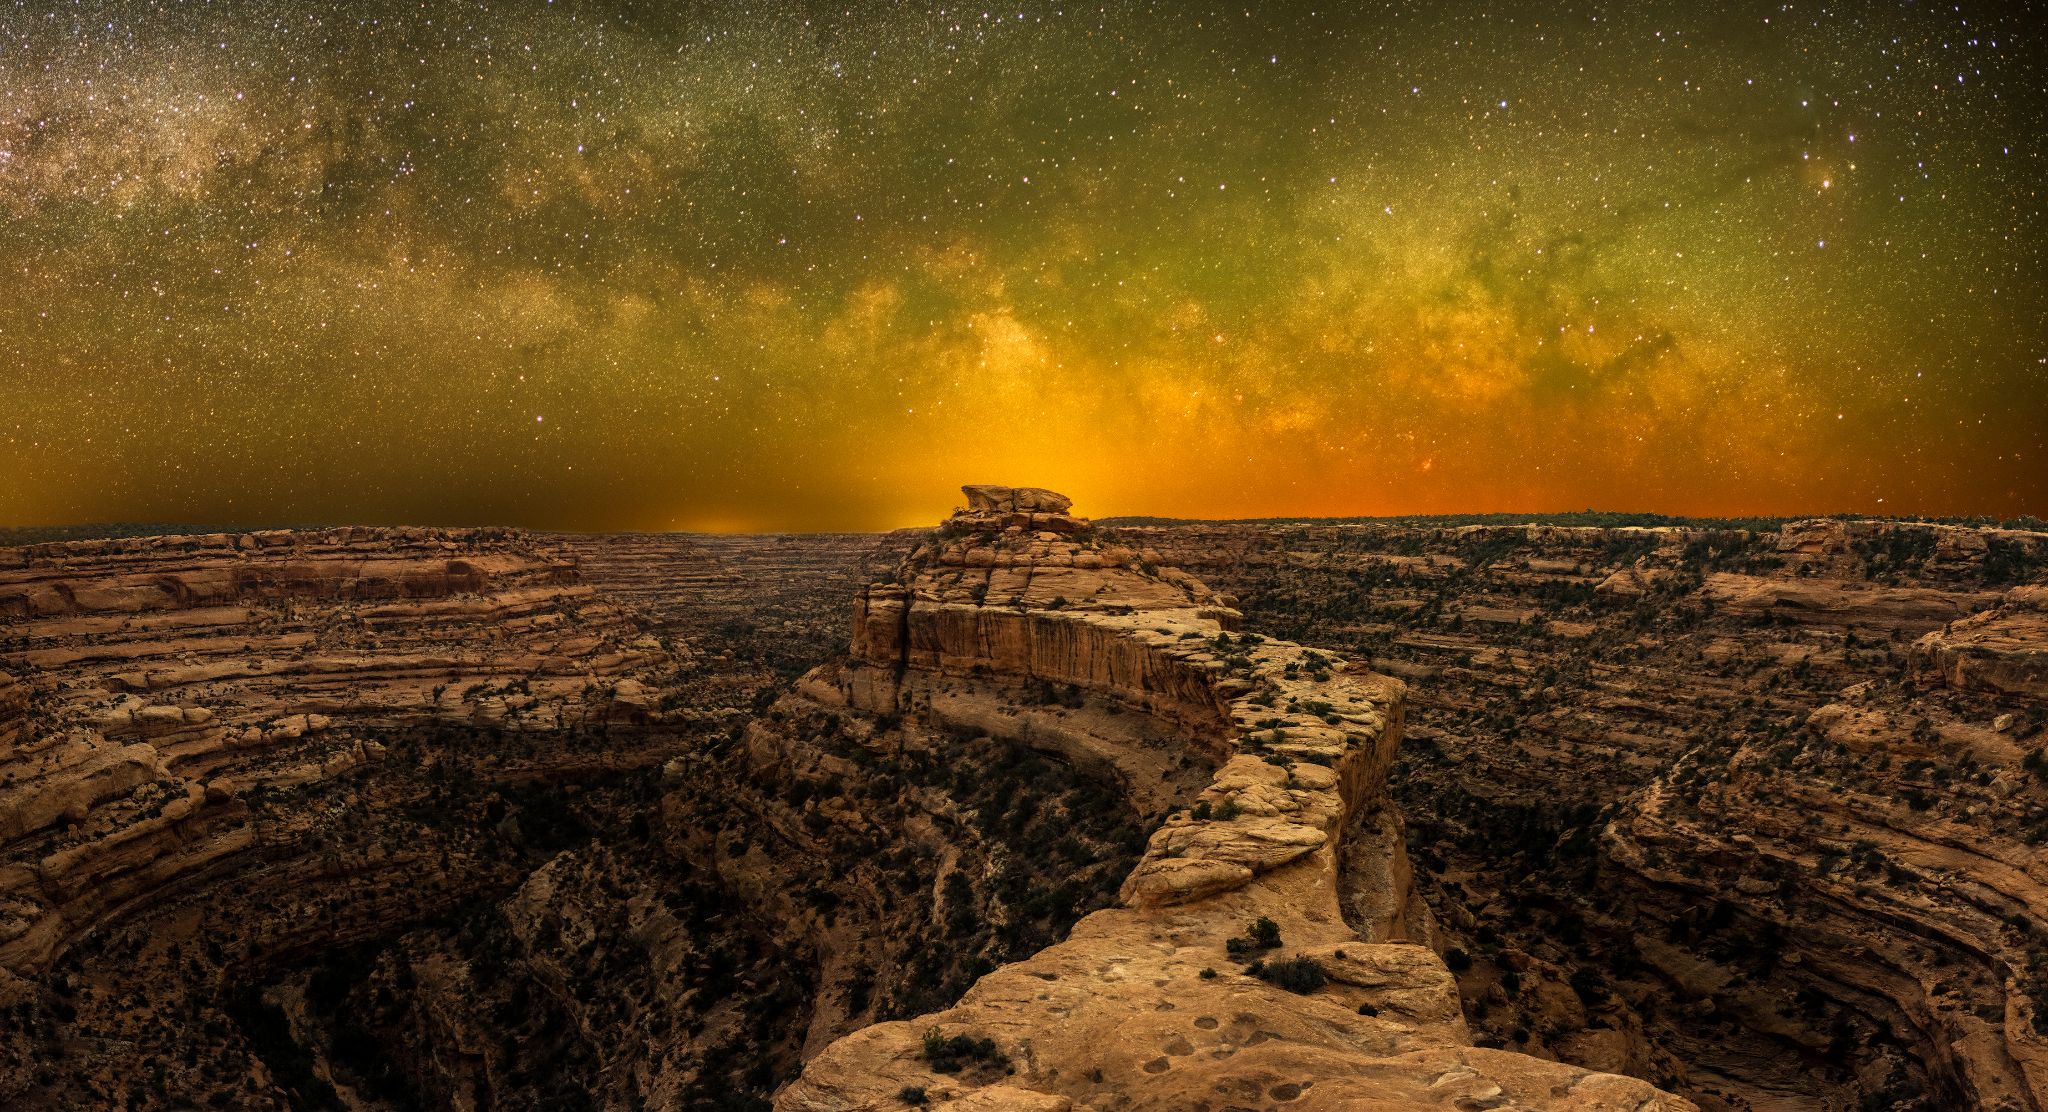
2, 2, 2042, 531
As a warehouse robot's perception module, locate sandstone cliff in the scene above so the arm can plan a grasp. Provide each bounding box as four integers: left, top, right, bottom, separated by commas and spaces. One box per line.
7, 508, 2040, 1111
0, 528, 680, 971
0, 520, 1149, 1108
774, 490, 1689, 1111
1109, 514, 2048, 1111
0, 526, 694, 1107
1915, 585, 2048, 701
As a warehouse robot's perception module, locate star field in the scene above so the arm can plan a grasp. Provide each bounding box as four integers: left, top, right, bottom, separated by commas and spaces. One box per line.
1, 1, 2043, 530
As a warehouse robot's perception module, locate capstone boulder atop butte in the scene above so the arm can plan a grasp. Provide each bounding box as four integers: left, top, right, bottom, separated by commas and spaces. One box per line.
960, 485, 1075, 516
775, 488, 1691, 1111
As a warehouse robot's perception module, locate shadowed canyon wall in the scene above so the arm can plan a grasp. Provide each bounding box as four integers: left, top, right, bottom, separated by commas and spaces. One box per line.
1107, 516, 2048, 1111
1, 508, 2042, 1110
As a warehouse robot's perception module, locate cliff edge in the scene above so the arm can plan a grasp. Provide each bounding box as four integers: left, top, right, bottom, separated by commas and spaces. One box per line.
773, 489, 1692, 1111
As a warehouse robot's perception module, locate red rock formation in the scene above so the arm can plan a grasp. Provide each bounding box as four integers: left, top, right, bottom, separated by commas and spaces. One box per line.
0, 526, 676, 975
1105, 513, 2048, 1110
1915, 586, 2048, 700
775, 490, 1689, 1111
9, 507, 2036, 1110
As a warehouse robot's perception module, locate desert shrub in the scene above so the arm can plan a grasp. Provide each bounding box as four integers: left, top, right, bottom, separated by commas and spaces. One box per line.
1248, 955, 1327, 994
1984, 538, 2044, 586
1227, 917, 1283, 956
920, 1027, 1008, 1073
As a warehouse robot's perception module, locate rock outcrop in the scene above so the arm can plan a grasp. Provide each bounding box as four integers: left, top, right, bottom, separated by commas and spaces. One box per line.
960, 485, 1075, 515
0, 519, 1156, 1109
1915, 586, 2048, 700
1107, 513, 2048, 1111
8, 505, 2041, 1111
776, 490, 1688, 1111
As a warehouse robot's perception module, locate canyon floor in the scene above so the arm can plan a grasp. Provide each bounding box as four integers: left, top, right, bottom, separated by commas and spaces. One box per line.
1, 492, 2044, 1111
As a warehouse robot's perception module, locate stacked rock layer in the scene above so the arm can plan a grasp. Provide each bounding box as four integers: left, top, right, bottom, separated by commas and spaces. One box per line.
774, 488, 1690, 1111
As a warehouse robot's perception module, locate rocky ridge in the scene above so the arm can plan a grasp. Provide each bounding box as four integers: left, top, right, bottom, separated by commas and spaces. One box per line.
775, 488, 1689, 1110
0, 517, 1171, 1109
1106, 515, 2048, 1111
4, 506, 2041, 1110
1916, 585, 2048, 701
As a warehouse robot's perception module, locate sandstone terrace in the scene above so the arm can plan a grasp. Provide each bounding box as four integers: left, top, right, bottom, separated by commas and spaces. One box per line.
0, 499, 2043, 1110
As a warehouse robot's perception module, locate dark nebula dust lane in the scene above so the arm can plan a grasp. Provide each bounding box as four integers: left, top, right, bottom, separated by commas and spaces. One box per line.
1, 1, 2043, 529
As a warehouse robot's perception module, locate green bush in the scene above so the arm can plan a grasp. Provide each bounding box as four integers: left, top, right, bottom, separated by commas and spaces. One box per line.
1248, 955, 1327, 994
1249, 917, 1282, 948
1227, 917, 1283, 958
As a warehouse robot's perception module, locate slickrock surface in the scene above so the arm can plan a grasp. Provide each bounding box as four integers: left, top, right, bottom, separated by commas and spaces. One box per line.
1110, 515, 2048, 1111
775, 491, 1687, 1110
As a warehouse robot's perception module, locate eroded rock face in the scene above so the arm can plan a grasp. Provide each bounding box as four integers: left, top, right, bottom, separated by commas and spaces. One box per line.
960, 484, 1074, 515
10, 504, 2036, 1111
0, 527, 709, 1107
776, 490, 1688, 1111
0, 528, 680, 974
1107, 514, 2048, 1111
1605, 682, 2048, 1111
0, 519, 1156, 1109
1915, 585, 2048, 700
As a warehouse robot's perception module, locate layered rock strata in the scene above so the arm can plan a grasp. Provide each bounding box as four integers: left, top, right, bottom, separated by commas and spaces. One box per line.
0, 518, 1160, 1108
0, 527, 689, 1106
775, 490, 1688, 1110
556, 529, 914, 682
9, 506, 2037, 1110
1104, 514, 2048, 1111
1915, 585, 2048, 700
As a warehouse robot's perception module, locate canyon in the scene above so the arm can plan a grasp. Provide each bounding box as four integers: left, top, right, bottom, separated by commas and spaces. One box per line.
1108, 514, 2048, 1111
0, 495, 2042, 1110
